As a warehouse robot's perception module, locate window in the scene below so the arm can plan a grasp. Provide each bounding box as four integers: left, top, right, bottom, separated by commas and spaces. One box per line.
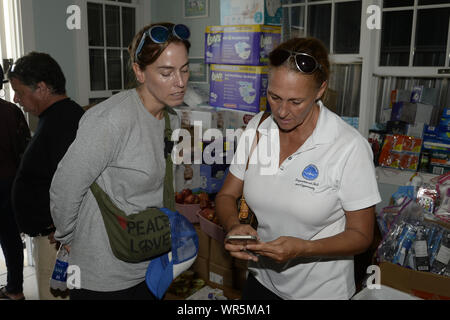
281, 0, 363, 120
379, 1, 450, 68
0, 0, 23, 104
87, 0, 137, 103
282, 0, 362, 54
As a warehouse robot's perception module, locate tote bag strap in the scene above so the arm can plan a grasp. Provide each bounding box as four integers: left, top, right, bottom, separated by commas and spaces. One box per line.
163, 108, 175, 211
245, 112, 271, 171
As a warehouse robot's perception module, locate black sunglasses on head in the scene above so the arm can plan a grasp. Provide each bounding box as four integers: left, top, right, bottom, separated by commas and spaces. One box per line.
270, 49, 322, 74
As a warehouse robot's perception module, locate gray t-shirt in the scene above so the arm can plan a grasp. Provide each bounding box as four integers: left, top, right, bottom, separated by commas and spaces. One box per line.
50, 89, 180, 291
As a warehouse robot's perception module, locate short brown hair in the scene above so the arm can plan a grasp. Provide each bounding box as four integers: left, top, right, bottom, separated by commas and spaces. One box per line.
269, 37, 330, 87
128, 22, 191, 71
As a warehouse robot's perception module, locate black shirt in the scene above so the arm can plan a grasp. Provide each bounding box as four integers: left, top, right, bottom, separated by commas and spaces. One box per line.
12, 98, 84, 235
0, 99, 31, 179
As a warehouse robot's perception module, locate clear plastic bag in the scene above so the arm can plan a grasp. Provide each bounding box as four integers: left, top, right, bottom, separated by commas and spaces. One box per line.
430, 231, 450, 276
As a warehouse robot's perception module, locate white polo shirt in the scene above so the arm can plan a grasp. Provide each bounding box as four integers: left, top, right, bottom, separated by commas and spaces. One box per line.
229, 101, 381, 300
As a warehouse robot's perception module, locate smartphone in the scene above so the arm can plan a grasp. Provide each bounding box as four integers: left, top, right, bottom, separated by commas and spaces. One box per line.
225, 235, 257, 242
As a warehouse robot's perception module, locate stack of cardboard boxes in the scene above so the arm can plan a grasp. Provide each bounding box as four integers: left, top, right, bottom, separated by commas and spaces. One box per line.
372, 85, 447, 174
206, 0, 282, 114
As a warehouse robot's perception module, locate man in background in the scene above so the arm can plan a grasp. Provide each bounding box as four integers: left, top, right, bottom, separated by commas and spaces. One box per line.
0, 64, 31, 300
8, 52, 84, 300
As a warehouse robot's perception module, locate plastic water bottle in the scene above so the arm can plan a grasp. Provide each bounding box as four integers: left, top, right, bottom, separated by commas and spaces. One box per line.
50, 246, 69, 291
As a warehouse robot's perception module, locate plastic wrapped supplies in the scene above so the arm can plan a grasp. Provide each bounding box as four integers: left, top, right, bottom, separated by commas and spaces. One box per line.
377, 200, 450, 277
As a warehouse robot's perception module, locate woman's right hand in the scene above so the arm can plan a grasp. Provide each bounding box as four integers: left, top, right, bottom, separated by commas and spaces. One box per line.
224, 224, 259, 261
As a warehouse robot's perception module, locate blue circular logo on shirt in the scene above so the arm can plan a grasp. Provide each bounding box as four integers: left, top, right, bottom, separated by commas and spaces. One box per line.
302, 164, 319, 181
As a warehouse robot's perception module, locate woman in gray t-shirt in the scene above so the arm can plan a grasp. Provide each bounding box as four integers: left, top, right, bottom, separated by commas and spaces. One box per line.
50, 23, 191, 300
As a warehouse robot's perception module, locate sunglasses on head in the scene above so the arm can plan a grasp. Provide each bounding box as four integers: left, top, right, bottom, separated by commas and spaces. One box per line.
270, 49, 322, 74
135, 24, 191, 61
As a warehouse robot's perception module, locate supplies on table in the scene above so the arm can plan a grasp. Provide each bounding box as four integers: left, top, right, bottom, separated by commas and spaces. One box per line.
377, 199, 450, 277
377, 171, 450, 237
422, 116, 450, 175
378, 134, 422, 171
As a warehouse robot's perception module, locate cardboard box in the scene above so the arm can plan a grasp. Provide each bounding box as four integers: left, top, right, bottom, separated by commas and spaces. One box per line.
220, 0, 282, 26
406, 122, 425, 138
223, 109, 257, 132
209, 64, 269, 113
390, 89, 411, 105
390, 102, 434, 125
197, 211, 226, 243
410, 85, 439, 106
379, 262, 450, 300
194, 224, 211, 259
174, 105, 217, 131
205, 25, 281, 66
192, 256, 209, 282
208, 262, 233, 289
209, 238, 233, 268
352, 285, 421, 300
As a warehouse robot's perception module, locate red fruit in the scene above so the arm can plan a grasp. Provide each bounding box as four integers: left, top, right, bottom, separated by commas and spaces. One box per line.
175, 192, 184, 204
183, 194, 195, 204
181, 189, 192, 199
199, 199, 209, 209
201, 208, 215, 221
192, 195, 200, 204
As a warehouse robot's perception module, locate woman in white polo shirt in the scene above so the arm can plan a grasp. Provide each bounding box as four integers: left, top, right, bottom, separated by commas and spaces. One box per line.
215, 37, 381, 300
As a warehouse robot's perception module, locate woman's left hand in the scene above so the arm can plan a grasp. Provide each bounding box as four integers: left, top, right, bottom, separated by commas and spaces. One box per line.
245, 236, 307, 263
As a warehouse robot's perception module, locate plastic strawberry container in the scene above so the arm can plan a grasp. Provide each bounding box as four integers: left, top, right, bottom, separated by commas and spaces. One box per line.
197, 211, 225, 243
175, 203, 201, 223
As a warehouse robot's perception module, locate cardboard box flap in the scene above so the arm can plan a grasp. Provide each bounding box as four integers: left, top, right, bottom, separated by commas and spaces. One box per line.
380, 262, 450, 300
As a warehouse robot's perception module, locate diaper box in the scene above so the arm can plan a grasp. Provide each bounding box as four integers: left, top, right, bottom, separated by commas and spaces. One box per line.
205, 25, 281, 66
200, 164, 229, 194
209, 64, 269, 113
220, 0, 282, 26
